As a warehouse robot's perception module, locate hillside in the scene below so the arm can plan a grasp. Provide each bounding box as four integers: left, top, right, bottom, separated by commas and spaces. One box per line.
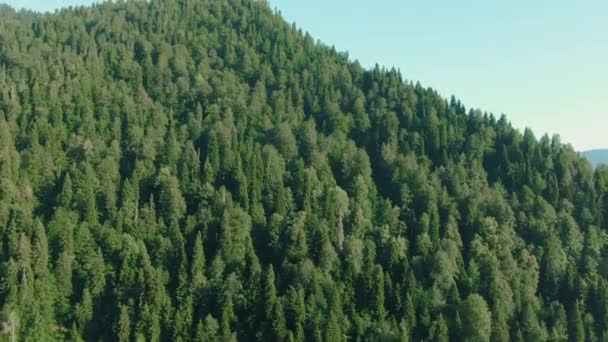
584, 149, 608, 167
0, 1, 607, 341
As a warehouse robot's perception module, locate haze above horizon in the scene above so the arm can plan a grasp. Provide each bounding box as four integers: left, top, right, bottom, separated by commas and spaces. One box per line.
2, 0, 606, 151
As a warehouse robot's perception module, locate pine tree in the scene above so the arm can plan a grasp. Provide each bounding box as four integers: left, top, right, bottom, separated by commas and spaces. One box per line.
191, 231, 206, 292
117, 305, 131, 342
569, 301, 585, 342
459, 294, 492, 342
0, 0, 605, 340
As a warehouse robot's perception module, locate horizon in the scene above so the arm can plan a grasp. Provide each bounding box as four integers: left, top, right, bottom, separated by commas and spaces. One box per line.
2, 0, 606, 151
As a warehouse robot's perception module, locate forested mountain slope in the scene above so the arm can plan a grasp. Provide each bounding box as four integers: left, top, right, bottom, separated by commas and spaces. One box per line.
1, 1, 608, 341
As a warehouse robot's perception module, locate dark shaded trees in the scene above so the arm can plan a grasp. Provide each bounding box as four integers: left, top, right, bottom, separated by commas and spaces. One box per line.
0, 0, 605, 340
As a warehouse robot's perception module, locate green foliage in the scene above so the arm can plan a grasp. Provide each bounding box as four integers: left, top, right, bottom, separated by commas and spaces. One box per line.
0, 0, 606, 340
460, 294, 492, 342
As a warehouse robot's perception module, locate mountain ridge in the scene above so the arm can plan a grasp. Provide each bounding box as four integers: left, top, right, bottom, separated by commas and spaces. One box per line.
583, 148, 608, 167
0, 1, 606, 341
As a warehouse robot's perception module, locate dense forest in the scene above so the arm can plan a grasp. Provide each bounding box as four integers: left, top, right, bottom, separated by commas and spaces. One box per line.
0, 0, 608, 341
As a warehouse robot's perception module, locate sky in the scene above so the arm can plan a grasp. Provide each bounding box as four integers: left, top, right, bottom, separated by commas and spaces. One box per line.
2, 1, 606, 151
1, 0, 97, 13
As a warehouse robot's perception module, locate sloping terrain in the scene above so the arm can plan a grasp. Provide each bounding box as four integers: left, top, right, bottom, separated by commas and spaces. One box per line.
0, 1, 607, 340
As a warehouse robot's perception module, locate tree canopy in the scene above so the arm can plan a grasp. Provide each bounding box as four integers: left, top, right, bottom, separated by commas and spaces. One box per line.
0, 0, 606, 340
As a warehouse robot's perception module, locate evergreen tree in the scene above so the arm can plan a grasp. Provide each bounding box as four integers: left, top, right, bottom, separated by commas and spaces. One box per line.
0, 0, 604, 340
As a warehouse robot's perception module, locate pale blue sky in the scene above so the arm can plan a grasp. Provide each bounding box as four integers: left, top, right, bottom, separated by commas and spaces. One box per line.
2, 0, 607, 151
1, 0, 97, 12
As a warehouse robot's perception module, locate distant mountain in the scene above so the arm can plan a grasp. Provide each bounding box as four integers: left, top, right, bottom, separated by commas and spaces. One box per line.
583, 149, 608, 167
